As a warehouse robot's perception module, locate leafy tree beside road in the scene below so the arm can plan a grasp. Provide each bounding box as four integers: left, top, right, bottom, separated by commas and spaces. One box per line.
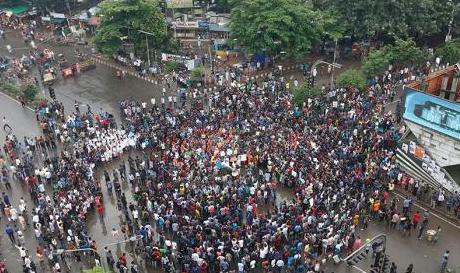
323, 0, 454, 40
436, 39, 460, 65
337, 69, 366, 91
94, 0, 171, 56
362, 38, 425, 78
229, 0, 325, 58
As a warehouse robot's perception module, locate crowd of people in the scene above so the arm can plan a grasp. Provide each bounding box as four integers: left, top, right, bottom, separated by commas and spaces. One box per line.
0, 45, 457, 273
113, 72, 405, 272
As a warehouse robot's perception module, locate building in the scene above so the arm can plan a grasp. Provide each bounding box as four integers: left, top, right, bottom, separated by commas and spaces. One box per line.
168, 12, 231, 53
407, 64, 460, 102
403, 63, 460, 166
401, 63, 460, 192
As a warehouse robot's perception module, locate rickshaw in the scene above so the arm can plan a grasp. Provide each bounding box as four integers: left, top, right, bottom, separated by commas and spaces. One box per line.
42, 68, 56, 85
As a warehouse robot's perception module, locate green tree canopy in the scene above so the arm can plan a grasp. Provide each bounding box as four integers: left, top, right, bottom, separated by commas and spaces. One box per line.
337, 69, 366, 91
194, 0, 235, 13
436, 39, 460, 65
94, 0, 171, 56
229, 0, 325, 59
323, 0, 453, 40
362, 38, 426, 78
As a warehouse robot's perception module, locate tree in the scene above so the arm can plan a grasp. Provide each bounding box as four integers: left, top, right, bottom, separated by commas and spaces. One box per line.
436, 39, 460, 65
337, 69, 366, 91
229, 0, 325, 59
293, 84, 321, 106
362, 38, 425, 78
323, 0, 453, 40
194, 0, 235, 13
191, 65, 205, 82
386, 38, 425, 67
362, 49, 391, 78
94, 0, 171, 56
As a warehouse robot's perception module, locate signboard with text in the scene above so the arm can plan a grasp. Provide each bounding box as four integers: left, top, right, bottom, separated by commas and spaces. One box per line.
166, 0, 194, 8
403, 87, 460, 140
174, 21, 199, 28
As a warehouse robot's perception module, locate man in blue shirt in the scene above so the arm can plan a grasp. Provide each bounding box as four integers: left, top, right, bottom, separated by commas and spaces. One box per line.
5, 224, 15, 244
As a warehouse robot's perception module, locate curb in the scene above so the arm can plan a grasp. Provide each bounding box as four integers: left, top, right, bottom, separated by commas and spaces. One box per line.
0, 91, 35, 112
393, 189, 460, 225
91, 56, 160, 86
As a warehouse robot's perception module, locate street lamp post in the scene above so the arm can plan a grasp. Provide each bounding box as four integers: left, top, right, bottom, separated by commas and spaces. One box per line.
121, 26, 156, 68
145, 35, 150, 68
309, 60, 343, 87
138, 30, 156, 68
330, 38, 338, 89
53, 235, 143, 273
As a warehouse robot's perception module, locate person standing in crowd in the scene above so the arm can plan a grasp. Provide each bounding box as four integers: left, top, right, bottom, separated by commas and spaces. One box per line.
440, 250, 450, 273
406, 264, 414, 273
0, 44, 452, 273
5, 224, 15, 244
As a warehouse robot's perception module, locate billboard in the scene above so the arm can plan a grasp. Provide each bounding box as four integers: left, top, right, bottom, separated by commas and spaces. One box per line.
166, 0, 194, 8
403, 87, 460, 140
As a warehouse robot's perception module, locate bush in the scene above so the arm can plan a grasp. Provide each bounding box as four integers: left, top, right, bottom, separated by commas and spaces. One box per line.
436, 39, 460, 65
0, 82, 21, 96
191, 65, 204, 82
337, 69, 366, 91
164, 61, 179, 73
293, 84, 321, 106
362, 38, 425, 78
22, 84, 39, 102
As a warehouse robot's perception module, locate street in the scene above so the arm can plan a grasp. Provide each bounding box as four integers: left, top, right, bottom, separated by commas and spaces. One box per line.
0, 25, 458, 273
0, 90, 458, 273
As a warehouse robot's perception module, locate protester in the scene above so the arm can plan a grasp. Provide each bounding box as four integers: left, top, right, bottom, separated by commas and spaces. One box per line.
0, 44, 453, 273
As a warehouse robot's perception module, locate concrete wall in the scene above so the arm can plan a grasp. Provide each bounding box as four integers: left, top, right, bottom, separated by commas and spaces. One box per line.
405, 120, 460, 167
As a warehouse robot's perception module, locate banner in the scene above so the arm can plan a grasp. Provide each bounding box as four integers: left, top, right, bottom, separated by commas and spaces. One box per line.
403, 87, 460, 140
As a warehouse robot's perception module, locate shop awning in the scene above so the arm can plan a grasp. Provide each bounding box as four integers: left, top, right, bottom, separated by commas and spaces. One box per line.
7, 6, 28, 15
49, 12, 67, 24
209, 23, 229, 32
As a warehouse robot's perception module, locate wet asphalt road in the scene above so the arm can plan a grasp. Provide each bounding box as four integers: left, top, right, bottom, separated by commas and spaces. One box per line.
0, 28, 459, 273
1, 89, 460, 273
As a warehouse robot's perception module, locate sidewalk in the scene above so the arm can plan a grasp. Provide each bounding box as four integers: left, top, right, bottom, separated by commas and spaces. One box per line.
394, 187, 460, 223
91, 54, 307, 91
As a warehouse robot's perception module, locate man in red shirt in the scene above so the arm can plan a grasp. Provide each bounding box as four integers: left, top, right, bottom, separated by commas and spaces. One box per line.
412, 210, 420, 230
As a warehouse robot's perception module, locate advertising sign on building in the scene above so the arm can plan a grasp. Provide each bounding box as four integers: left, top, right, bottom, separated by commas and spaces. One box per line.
166, 0, 194, 8
174, 21, 199, 29
403, 87, 460, 140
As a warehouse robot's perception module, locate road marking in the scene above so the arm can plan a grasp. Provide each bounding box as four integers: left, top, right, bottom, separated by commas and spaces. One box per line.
392, 191, 460, 230
0, 91, 34, 111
